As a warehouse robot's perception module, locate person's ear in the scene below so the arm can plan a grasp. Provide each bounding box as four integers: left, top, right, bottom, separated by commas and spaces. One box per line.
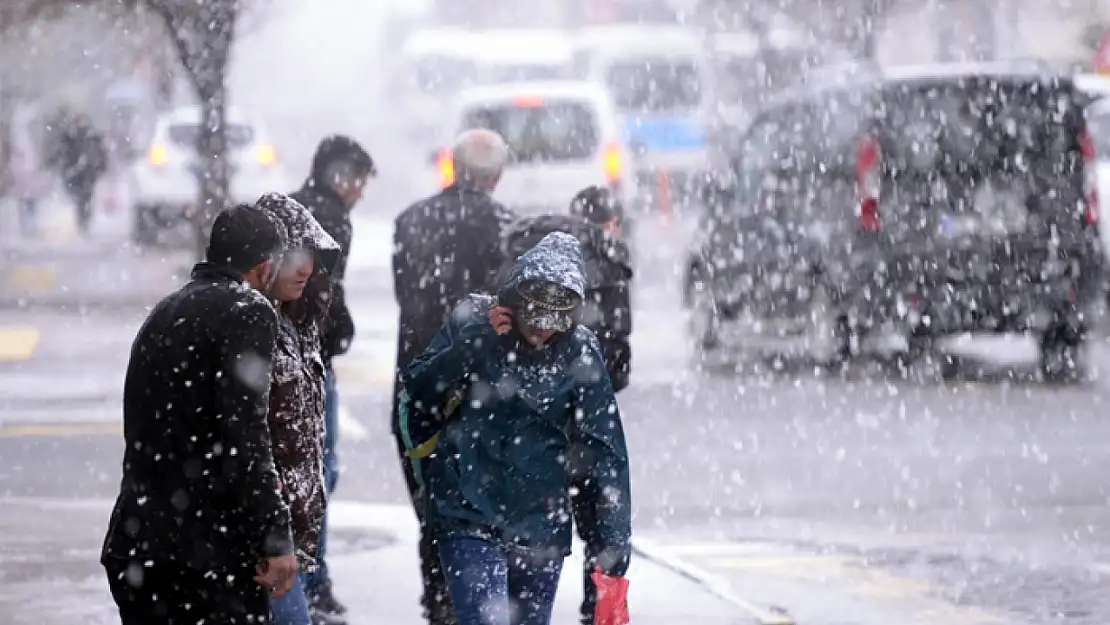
259, 259, 275, 288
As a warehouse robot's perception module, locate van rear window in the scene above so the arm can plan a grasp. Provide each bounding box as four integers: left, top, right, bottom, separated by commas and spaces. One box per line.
463, 101, 599, 163
878, 80, 1084, 240
606, 59, 702, 111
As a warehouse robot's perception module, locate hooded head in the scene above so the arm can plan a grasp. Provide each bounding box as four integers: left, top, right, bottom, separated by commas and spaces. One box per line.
498, 231, 586, 334
254, 192, 341, 319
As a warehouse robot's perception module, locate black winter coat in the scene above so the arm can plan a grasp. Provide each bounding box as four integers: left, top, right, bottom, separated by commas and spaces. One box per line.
391, 182, 515, 427
501, 214, 634, 392
102, 264, 293, 572
290, 184, 354, 365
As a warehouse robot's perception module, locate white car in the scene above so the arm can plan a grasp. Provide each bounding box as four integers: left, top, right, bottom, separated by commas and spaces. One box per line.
129, 106, 286, 245
430, 81, 633, 216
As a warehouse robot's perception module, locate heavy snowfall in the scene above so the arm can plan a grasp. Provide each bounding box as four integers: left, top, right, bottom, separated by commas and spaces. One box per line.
4, 0, 1110, 624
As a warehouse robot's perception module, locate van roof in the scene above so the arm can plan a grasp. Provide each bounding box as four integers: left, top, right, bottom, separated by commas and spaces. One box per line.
400, 28, 478, 57
455, 81, 611, 108
766, 62, 1081, 111
464, 29, 573, 65
710, 29, 808, 56
574, 25, 701, 57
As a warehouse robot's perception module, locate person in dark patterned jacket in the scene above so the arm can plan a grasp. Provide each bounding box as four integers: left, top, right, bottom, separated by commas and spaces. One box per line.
255, 192, 341, 625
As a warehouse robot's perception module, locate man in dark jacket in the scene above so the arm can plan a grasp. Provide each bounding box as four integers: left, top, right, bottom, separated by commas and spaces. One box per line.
391, 128, 515, 625
102, 204, 298, 624
46, 110, 108, 235
289, 135, 375, 623
500, 185, 633, 624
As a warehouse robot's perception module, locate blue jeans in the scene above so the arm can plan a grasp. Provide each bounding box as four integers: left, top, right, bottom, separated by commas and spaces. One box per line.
306, 368, 340, 598
269, 573, 311, 625
438, 537, 564, 625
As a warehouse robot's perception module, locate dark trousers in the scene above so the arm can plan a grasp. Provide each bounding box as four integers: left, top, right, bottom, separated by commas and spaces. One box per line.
64, 179, 95, 234
104, 558, 267, 625
306, 368, 340, 598
392, 423, 457, 625
438, 537, 563, 625
571, 483, 601, 625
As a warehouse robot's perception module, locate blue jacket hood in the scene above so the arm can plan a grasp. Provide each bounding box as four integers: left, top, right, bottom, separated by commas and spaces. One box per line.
502, 231, 587, 298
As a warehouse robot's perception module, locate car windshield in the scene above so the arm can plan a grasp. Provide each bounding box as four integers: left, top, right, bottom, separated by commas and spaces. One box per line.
167, 123, 254, 149
462, 101, 598, 163
412, 56, 478, 93
606, 58, 702, 112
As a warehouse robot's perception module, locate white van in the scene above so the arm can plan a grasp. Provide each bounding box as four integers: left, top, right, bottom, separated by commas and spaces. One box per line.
570, 25, 712, 206
468, 29, 575, 84
430, 81, 632, 216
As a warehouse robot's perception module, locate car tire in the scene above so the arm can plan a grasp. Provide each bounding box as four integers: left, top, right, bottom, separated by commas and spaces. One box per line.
895, 336, 959, 381
682, 262, 704, 309
132, 204, 159, 247
688, 290, 721, 352
807, 283, 853, 369
1039, 326, 1086, 383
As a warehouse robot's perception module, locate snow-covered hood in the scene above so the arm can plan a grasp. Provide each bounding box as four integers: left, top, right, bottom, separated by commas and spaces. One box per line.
255, 192, 341, 275
502, 231, 586, 298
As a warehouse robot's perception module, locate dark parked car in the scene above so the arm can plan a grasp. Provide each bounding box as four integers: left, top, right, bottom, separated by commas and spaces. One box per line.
684, 63, 1105, 380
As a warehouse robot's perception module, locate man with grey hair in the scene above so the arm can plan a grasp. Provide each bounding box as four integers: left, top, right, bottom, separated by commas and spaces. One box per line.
390, 127, 516, 625
450, 128, 508, 191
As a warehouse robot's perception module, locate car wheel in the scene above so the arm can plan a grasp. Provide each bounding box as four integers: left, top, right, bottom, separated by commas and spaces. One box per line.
682, 263, 704, 309
1039, 327, 1087, 383
895, 336, 959, 381
132, 204, 160, 247
688, 290, 721, 352
806, 283, 853, 369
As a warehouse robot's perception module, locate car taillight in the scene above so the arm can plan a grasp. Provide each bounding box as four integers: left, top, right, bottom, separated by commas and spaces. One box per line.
437, 148, 455, 188
257, 143, 277, 167
602, 141, 623, 184
855, 133, 882, 232
148, 143, 168, 167
1080, 127, 1099, 227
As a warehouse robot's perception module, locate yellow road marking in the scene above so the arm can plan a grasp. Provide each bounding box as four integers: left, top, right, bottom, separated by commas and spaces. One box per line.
0, 421, 121, 438
7, 265, 58, 293
708, 552, 1007, 624
0, 326, 41, 362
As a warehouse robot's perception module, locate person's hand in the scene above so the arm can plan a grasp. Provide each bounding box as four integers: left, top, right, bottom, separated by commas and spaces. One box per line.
488, 305, 514, 335
254, 554, 298, 598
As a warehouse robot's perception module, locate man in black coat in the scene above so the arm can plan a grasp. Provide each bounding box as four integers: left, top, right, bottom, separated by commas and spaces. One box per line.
45, 110, 108, 235
391, 128, 515, 625
500, 185, 634, 625
102, 204, 298, 624
289, 135, 375, 623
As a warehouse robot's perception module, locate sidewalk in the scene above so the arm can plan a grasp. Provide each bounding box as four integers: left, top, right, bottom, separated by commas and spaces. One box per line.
0, 186, 189, 311
0, 497, 745, 625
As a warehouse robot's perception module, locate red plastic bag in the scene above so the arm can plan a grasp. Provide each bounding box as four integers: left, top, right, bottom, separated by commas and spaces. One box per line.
591, 568, 630, 625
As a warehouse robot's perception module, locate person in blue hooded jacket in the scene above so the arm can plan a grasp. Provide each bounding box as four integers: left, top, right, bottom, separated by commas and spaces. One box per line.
400, 231, 632, 625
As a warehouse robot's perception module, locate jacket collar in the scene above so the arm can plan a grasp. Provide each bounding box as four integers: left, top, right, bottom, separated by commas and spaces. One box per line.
190, 262, 247, 284
300, 179, 349, 216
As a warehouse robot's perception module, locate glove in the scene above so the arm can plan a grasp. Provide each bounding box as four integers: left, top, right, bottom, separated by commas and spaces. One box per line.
591, 567, 630, 625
